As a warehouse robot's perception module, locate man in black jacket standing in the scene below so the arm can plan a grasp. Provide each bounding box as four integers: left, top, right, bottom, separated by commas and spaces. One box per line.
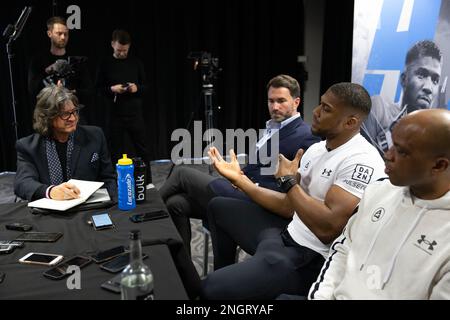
96, 29, 151, 179
28, 16, 93, 114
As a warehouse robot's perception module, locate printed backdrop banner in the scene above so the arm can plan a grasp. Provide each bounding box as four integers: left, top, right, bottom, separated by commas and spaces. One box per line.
352, 0, 450, 107
352, 0, 450, 152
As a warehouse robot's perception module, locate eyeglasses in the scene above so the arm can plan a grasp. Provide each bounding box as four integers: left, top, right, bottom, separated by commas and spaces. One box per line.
58, 108, 80, 120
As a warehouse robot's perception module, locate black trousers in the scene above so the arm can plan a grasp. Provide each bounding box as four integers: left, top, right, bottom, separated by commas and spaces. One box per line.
201, 197, 324, 300
159, 166, 217, 254
110, 112, 150, 165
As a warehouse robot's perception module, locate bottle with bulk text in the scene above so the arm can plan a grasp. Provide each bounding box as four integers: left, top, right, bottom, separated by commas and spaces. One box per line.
120, 230, 154, 300
133, 157, 147, 204
116, 154, 136, 211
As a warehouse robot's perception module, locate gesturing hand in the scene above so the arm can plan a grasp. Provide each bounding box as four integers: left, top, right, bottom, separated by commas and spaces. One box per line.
275, 149, 304, 178
208, 147, 243, 184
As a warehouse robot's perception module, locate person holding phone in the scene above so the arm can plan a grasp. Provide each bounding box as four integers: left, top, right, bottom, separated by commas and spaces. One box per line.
96, 29, 151, 180
14, 86, 116, 202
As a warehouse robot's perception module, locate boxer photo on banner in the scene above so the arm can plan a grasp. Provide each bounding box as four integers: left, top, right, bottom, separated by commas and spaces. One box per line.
352, 0, 450, 153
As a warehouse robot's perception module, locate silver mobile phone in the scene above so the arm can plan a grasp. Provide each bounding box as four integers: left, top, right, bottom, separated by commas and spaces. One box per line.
19, 252, 64, 266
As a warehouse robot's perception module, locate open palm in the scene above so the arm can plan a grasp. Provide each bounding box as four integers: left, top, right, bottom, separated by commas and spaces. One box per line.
208, 147, 242, 184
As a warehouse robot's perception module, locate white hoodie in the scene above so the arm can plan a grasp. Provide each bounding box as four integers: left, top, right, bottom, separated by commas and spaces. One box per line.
309, 179, 450, 300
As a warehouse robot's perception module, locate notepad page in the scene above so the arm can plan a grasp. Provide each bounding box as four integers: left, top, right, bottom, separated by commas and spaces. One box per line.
27, 180, 104, 211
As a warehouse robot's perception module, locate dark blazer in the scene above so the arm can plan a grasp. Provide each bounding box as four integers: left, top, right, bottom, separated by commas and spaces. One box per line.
208, 116, 321, 200
14, 125, 117, 201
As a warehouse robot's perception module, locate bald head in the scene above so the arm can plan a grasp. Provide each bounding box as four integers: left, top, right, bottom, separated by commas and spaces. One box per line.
386, 109, 450, 199
397, 109, 450, 158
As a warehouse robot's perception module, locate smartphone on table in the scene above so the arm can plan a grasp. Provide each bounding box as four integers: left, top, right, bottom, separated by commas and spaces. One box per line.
90, 245, 127, 263
101, 273, 154, 298
100, 252, 148, 273
43, 256, 92, 280
0, 240, 24, 255
129, 210, 169, 223
0, 245, 14, 255
0, 240, 24, 248
19, 252, 64, 266
91, 213, 115, 231
101, 273, 123, 293
15, 232, 63, 243
5, 223, 32, 232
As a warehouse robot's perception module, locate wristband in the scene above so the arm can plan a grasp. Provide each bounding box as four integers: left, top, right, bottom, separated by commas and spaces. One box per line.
276, 175, 297, 193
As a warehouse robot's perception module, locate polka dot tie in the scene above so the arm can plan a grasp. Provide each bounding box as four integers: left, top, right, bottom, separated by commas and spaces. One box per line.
46, 133, 74, 185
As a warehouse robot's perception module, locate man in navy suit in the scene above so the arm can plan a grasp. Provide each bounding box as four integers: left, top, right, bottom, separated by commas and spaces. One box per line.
14, 86, 116, 202
160, 74, 320, 254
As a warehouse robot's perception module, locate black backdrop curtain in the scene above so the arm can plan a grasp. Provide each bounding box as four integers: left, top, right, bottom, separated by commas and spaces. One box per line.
320, 0, 354, 92
1, 0, 354, 172
0, 0, 306, 171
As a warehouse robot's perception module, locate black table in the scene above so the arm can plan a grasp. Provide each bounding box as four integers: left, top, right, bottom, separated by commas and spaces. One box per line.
0, 189, 201, 300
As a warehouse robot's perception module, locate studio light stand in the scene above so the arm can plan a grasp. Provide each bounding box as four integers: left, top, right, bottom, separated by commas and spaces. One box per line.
189, 52, 221, 174
3, 6, 32, 142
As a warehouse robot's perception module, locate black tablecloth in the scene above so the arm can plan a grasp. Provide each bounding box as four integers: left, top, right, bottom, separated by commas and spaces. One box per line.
0, 189, 201, 300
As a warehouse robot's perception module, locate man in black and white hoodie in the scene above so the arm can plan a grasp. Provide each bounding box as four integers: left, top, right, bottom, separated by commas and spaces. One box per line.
309, 109, 450, 300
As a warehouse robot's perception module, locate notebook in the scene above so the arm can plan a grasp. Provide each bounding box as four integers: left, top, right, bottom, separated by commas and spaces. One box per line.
28, 179, 104, 211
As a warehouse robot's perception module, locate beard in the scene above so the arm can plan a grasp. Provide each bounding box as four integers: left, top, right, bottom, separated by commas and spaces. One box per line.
53, 40, 67, 49
270, 110, 294, 123
271, 114, 286, 122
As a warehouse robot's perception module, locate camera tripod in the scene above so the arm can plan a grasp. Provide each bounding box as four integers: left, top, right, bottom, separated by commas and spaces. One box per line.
167, 52, 221, 179
166, 82, 216, 179
203, 83, 215, 174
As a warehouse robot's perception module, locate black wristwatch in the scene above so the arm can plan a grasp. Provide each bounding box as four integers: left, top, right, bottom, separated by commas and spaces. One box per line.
276, 175, 297, 193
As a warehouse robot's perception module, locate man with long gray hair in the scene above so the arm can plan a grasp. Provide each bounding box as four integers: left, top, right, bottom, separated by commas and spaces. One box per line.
14, 86, 116, 201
